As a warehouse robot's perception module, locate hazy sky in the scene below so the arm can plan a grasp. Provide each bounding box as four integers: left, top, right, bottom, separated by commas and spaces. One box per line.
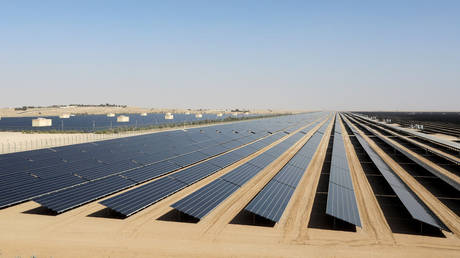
1, 1, 459, 111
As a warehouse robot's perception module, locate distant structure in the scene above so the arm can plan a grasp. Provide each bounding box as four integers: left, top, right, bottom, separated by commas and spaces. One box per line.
107, 113, 116, 117
32, 117, 52, 127
232, 112, 238, 117
140, 112, 148, 116
117, 115, 129, 122
195, 113, 203, 118
217, 113, 223, 117
165, 112, 174, 120
185, 111, 191, 115
59, 114, 70, 119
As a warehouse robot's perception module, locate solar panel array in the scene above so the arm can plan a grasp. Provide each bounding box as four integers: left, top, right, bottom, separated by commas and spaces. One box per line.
325, 115, 361, 226
244, 118, 330, 222
0, 113, 265, 132
342, 115, 447, 230
0, 112, 324, 211
99, 113, 326, 216
352, 117, 460, 192
171, 116, 330, 220
353, 114, 460, 152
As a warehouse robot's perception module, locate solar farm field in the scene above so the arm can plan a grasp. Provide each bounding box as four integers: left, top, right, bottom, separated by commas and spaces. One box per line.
0, 112, 259, 132
0, 112, 459, 257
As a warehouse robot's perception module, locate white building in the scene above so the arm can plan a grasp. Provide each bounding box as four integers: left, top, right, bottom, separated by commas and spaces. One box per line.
32, 118, 52, 127
165, 113, 174, 120
117, 115, 129, 122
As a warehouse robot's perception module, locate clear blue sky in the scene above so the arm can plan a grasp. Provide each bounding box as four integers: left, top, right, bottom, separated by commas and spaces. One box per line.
1, 1, 459, 111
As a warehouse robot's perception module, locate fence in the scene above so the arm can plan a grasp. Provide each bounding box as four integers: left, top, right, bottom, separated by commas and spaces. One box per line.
0, 130, 150, 155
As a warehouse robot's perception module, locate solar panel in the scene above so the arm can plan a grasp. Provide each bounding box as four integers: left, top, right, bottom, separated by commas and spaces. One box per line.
33, 175, 135, 213
325, 116, 362, 226
244, 180, 295, 222
343, 118, 447, 230
273, 165, 305, 188
199, 145, 228, 157
76, 159, 139, 180
242, 119, 328, 222
0, 174, 87, 209
0, 172, 39, 190
326, 182, 361, 226
232, 145, 258, 157
99, 176, 187, 216
354, 113, 460, 151
121, 160, 181, 183
248, 153, 277, 168
208, 152, 244, 169
170, 162, 222, 185
221, 163, 261, 187
367, 127, 460, 192
170, 178, 239, 219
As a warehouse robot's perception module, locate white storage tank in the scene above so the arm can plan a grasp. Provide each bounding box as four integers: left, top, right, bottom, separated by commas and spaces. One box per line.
140, 112, 148, 116
107, 113, 116, 117
165, 112, 174, 120
217, 113, 223, 117
195, 113, 203, 118
59, 114, 70, 119
32, 117, 52, 127
117, 115, 129, 122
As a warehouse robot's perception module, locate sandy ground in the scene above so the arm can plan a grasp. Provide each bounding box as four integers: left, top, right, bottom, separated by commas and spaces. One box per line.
0, 106, 300, 118
0, 114, 459, 257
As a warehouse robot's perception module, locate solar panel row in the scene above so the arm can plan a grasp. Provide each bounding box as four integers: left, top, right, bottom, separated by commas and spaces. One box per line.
342, 115, 447, 230
33, 175, 136, 213
325, 114, 362, 227
353, 113, 460, 152
171, 116, 328, 220
356, 120, 460, 192
244, 118, 329, 222
99, 129, 301, 216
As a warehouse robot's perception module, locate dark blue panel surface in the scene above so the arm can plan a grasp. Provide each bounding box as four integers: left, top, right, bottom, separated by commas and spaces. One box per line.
34, 175, 135, 213
244, 180, 295, 222
171, 178, 239, 219
121, 160, 181, 183
100, 176, 187, 216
